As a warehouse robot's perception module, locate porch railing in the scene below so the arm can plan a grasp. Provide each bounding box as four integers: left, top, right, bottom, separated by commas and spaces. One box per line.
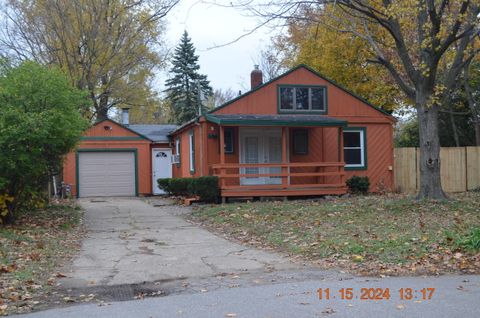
211, 162, 346, 190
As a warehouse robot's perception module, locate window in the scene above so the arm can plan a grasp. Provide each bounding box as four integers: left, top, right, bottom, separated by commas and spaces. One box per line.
293, 129, 308, 154
343, 128, 366, 169
278, 86, 326, 112
189, 130, 195, 173
175, 138, 180, 155
224, 128, 234, 153
175, 137, 181, 165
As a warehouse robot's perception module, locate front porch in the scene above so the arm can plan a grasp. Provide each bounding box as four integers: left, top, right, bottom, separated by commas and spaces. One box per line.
206, 114, 348, 199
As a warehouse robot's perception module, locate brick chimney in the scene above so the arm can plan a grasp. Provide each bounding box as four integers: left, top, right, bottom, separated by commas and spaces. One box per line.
250, 65, 263, 89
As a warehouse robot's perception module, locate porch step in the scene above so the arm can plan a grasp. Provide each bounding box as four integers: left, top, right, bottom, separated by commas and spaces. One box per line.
221, 186, 348, 198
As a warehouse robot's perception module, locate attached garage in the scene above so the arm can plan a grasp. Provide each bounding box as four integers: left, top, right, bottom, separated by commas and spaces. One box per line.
77, 151, 137, 197
63, 117, 177, 198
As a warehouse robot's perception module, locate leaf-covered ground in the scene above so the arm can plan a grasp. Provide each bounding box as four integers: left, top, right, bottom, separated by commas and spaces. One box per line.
0, 201, 84, 315
190, 192, 480, 277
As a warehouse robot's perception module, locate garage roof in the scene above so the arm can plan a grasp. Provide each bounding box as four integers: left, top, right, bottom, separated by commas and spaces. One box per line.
129, 124, 178, 142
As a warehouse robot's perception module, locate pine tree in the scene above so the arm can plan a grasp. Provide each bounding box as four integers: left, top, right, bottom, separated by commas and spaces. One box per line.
165, 31, 213, 123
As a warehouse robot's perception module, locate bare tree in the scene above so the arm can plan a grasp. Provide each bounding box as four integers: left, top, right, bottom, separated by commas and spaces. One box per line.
0, 0, 179, 120
237, 0, 480, 199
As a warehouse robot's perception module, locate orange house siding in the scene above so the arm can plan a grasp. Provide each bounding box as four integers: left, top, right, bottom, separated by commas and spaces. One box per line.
170, 66, 395, 193
63, 120, 156, 197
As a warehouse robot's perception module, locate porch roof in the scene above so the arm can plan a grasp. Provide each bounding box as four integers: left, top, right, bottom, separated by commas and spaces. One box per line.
205, 114, 347, 127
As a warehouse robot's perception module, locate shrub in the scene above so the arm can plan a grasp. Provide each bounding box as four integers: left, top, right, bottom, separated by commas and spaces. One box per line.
190, 176, 219, 202
346, 176, 370, 194
157, 177, 219, 202
0, 61, 88, 224
157, 178, 171, 194
170, 178, 193, 196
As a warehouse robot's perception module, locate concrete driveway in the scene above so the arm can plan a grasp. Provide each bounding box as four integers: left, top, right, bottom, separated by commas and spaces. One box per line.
61, 198, 294, 288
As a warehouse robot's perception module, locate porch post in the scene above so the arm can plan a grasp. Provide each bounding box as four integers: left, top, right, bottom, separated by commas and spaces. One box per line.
338, 126, 345, 185
219, 125, 226, 190
281, 127, 288, 188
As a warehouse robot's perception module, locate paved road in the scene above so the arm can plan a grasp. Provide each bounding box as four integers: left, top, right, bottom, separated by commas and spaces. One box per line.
21, 197, 479, 317
19, 274, 480, 317
60, 198, 294, 288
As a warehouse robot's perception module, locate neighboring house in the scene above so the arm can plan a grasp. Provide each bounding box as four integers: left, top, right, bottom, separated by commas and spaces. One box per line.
62, 113, 177, 197
170, 65, 395, 200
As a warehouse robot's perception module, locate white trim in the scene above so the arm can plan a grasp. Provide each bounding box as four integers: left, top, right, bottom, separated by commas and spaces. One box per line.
189, 131, 194, 173
344, 129, 365, 168
175, 138, 180, 155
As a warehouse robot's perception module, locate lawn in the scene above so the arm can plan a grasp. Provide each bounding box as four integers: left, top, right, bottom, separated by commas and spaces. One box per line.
0, 201, 84, 315
190, 192, 480, 276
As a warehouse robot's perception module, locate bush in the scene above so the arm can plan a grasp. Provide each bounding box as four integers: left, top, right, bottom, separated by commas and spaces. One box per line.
190, 177, 219, 202
157, 177, 219, 202
157, 178, 172, 194
0, 61, 88, 224
170, 178, 194, 196
346, 176, 370, 194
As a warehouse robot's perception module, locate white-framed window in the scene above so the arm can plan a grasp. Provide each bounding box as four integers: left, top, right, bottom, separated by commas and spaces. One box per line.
278, 85, 327, 113
343, 128, 366, 169
189, 130, 195, 173
175, 138, 180, 155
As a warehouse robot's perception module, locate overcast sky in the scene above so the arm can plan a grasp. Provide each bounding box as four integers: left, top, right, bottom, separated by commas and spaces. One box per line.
158, 0, 276, 93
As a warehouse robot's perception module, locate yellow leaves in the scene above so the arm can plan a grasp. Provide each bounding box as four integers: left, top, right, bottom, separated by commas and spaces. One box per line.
351, 255, 364, 262
279, 5, 401, 111
0, 194, 14, 223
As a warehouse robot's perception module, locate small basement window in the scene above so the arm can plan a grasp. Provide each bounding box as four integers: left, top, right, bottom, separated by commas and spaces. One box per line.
224, 128, 234, 153
293, 129, 308, 154
343, 128, 366, 169
278, 86, 327, 113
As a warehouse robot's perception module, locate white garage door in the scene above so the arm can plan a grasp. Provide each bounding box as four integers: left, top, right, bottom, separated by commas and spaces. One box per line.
78, 152, 135, 197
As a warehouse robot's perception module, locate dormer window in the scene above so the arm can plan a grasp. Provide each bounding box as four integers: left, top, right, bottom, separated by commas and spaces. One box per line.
278, 85, 327, 113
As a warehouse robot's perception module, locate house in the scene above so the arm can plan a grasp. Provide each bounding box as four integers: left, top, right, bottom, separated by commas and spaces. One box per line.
63, 64, 395, 199
169, 65, 395, 200
62, 112, 177, 197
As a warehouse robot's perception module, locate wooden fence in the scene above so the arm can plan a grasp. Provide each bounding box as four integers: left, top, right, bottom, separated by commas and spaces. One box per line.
394, 147, 480, 193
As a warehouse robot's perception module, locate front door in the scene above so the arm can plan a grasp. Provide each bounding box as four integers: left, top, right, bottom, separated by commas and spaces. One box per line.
240, 128, 282, 186
152, 149, 172, 195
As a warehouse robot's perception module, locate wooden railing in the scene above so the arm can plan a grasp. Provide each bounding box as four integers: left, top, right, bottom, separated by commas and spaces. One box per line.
211, 162, 346, 190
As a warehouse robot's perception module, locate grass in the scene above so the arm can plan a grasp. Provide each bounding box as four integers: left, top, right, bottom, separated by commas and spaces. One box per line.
0, 201, 84, 315
190, 192, 480, 276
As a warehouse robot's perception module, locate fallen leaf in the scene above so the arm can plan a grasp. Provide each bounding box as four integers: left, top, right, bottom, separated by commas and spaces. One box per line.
322, 307, 336, 314
225, 313, 237, 317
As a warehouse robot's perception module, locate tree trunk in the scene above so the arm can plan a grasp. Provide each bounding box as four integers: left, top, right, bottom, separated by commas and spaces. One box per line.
96, 76, 110, 121
448, 107, 460, 147
416, 92, 447, 200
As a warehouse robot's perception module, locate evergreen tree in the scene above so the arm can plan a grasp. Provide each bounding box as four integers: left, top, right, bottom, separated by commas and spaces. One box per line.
165, 31, 213, 123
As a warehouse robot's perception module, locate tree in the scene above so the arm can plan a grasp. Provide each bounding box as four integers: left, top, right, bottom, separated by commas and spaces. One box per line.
241, 1, 480, 199
206, 88, 237, 109
272, 7, 402, 111
165, 31, 213, 123
397, 61, 480, 147
0, 61, 88, 223
463, 60, 480, 145
254, 45, 286, 81
0, 0, 178, 120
